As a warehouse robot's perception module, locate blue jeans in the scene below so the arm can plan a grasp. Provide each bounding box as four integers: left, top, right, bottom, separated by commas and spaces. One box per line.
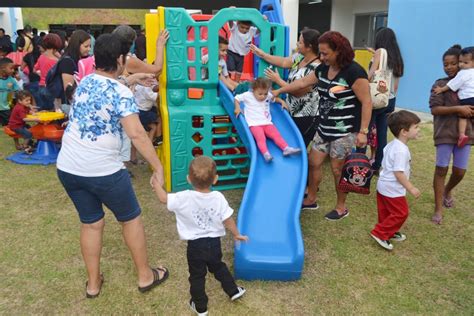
357, 97, 396, 170
13, 127, 33, 146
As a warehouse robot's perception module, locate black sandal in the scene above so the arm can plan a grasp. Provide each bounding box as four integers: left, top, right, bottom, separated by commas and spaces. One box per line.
86, 273, 104, 299
138, 267, 169, 293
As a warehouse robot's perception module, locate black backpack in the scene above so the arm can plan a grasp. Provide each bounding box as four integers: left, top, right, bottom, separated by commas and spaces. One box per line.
338, 153, 374, 195
46, 56, 74, 100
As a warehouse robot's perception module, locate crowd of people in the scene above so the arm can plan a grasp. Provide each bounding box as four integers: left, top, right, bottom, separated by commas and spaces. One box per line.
1, 14, 473, 316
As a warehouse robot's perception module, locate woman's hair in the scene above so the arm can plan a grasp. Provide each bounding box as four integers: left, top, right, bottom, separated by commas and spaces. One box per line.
251, 77, 272, 91
112, 25, 137, 53
300, 28, 320, 55
318, 31, 354, 68
94, 33, 128, 72
64, 29, 90, 62
442, 44, 462, 60
41, 33, 62, 50
387, 110, 420, 137
188, 156, 217, 189
374, 27, 404, 77
461, 46, 474, 59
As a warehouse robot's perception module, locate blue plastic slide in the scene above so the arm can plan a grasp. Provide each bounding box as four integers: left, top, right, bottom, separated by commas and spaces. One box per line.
218, 82, 307, 281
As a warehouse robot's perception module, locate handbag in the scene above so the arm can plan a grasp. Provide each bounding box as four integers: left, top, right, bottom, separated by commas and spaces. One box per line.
369, 48, 392, 109
337, 152, 374, 195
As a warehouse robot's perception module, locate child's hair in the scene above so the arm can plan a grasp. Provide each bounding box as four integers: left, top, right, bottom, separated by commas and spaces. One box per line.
460, 46, 474, 59
0, 57, 14, 73
238, 20, 253, 27
443, 44, 462, 60
251, 77, 272, 91
218, 36, 228, 45
15, 36, 26, 51
16, 90, 33, 102
387, 110, 421, 137
188, 155, 217, 190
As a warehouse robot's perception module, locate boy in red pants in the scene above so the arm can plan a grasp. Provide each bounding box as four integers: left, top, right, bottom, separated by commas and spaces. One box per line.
370, 110, 421, 251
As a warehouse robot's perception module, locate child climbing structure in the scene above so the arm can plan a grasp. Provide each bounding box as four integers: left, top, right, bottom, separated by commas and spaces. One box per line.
147, 3, 307, 281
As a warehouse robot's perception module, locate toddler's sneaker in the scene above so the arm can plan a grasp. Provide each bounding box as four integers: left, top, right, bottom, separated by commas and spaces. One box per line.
189, 300, 208, 316
263, 152, 273, 163
370, 233, 393, 251
457, 134, 469, 147
283, 146, 302, 156
231, 286, 246, 301
390, 232, 406, 242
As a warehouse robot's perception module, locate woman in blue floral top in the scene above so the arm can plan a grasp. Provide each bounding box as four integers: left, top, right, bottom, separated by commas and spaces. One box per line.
57, 33, 169, 298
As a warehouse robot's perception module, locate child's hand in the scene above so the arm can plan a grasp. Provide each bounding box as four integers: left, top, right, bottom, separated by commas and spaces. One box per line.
234, 107, 241, 117
433, 86, 444, 95
234, 235, 249, 242
280, 100, 289, 111
409, 187, 421, 198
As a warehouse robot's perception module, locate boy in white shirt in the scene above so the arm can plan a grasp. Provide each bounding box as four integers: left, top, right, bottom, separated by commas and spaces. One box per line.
370, 110, 421, 251
434, 46, 474, 147
202, 37, 239, 91
152, 156, 248, 316
226, 16, 262, 82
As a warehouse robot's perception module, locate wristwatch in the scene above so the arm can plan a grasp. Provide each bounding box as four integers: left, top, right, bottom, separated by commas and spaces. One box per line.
359, 127, 369, 135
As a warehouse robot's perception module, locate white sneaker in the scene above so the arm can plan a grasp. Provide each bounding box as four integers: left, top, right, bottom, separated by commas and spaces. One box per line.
189, 300, 208, 316
231, 286, 246, 301
283, 146, 302, 156
370, 233, 393, 251
263, 152, 273, 162
390, 232, 407, 242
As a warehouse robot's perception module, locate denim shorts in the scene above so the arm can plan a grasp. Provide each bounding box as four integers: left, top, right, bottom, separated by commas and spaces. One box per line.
57, 168, 141, 224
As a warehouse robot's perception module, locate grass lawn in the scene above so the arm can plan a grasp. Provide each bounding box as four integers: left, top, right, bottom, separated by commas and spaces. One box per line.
0, 124, 473, 314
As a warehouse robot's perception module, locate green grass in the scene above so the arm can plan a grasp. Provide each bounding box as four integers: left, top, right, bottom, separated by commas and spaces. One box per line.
1, 124, 473, 314
22, 8, 148, 30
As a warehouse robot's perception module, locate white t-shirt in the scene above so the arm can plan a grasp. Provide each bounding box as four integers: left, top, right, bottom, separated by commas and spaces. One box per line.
228, 23, 258, 56
167, 190, 234, 240
134, 84, 158, 111
447, 68, 474, 100
200, 55, 228, 79
377, 138, 411, 197
235, 91, 274, 127
57, 74, 138, 176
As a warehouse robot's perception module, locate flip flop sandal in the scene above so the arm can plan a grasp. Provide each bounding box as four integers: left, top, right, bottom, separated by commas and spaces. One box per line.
138, 267, 169, 293
86, 273, 104, 299
442, 196, 454, 208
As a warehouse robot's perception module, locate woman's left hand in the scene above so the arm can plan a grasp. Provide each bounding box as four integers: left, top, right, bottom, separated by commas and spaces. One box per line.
356, 132, 368, 148
264, 67, 281, 83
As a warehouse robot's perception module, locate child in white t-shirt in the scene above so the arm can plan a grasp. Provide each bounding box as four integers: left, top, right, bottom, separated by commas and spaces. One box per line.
434, 46, 474, 147
152, 156, 248, 316
370, 110, 421, 251
226, 11, 266, 82
234, 77, 301, 162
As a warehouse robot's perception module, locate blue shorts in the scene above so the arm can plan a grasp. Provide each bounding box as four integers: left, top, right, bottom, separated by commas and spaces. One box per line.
139, 108, 159, 131
57, 169, 141, 224
435, 144, 471, 169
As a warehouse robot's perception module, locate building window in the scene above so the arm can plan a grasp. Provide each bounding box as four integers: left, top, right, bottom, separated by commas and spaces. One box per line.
353, 12, 387, 48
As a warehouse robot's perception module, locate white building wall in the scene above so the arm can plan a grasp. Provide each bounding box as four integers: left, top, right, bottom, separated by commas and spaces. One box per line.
282, 0, 299, 51
330, 0, 388, 44
0, 8, 23, 39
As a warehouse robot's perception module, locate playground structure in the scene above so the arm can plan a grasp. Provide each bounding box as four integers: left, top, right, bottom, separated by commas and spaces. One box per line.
146, 1, 307, 281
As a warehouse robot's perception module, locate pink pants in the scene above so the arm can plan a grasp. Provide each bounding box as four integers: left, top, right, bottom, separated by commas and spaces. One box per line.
250, 124, 288, 155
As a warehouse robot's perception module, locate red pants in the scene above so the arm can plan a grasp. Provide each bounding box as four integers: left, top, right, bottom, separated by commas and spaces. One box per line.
371, 192, 409, 240
250, 124, 288, 155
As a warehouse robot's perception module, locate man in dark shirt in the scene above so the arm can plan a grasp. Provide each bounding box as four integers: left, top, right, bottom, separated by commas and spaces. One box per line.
0, 28, 13, 55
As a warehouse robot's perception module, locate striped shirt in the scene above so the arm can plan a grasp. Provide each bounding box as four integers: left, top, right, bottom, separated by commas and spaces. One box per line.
314, 61, 367, 141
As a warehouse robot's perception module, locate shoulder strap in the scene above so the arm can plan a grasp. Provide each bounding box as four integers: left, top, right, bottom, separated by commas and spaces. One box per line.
378, 48, 388, 71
